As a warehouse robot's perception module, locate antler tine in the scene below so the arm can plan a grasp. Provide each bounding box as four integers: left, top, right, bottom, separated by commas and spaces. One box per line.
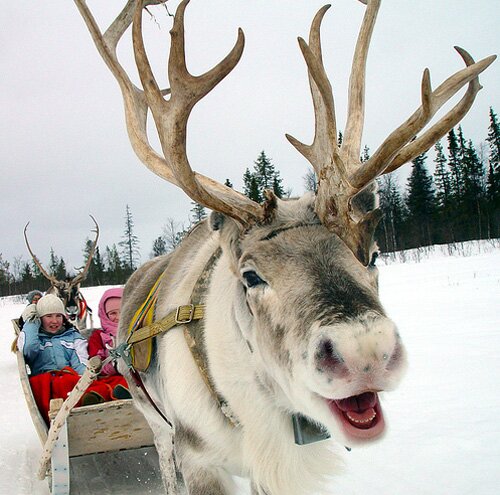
73, 215, 100, 285
384, 47, 495, 173
286, 4, 338, 176
342, 0, 381, 163
351, 50, 496, 189
132, 0, 263, 225
74, 0, 175, 185
23, 222, 58, 284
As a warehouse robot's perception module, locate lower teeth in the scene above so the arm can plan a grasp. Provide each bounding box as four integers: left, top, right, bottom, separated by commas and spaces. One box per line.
346, 412, 376, 424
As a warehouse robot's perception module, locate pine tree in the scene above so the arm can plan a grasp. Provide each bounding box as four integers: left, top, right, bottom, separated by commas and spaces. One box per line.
49, 248, 58, 276
82, 242, 105, 286
105, 244, 124, 284
447, 128, 464, 202
486, 107, 500, 217
0, 254, 12, 296
48, 249, 67, 279
433, 140, 456, 243
464, 139, 486, 238
190, 202, 207, 224
433, 141, 451, 209
81, 239, 100, 286
31, 259, 45, 288
119, 204, 140, 272
377, 174, 405, 252
405, 151, 435, 247
254, 151, 285, 198
20, 261, 33, 283
243, 168, 262, 202
151, 236, 167, 258
462, 140, 485, 202
360, 145, 370, 163
243, 151, 285, 201
56, 258, 67, 280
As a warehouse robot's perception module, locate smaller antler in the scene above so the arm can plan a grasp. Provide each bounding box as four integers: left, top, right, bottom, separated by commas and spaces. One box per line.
73, 215, 100, 284
24, 222, 59, 284
24, 215, 100, 286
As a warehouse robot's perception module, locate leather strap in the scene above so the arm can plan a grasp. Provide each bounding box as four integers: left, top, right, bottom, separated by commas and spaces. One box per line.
127, 304, 205, 345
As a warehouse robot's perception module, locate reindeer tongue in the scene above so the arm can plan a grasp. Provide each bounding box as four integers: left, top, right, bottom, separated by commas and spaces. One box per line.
334, 392, 378, 429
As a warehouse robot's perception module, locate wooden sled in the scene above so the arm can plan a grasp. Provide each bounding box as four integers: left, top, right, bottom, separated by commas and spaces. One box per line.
12, 319, 160, 495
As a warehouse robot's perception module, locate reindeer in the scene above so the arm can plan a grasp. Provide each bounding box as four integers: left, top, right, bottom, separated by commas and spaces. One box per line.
24, 215, 99, 332
74, 0, 495, 493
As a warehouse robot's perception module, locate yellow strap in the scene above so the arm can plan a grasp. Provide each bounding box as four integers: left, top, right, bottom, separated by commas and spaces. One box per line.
127, 304, 205, 345
128, 272, 165, 337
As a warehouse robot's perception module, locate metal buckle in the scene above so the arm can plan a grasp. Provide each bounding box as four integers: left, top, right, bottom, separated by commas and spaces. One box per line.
110, 342, 133, 368
175, 304, 195, 324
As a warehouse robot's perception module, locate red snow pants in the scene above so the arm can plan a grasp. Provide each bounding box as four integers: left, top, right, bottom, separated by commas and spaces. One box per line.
29, 367, 129, 424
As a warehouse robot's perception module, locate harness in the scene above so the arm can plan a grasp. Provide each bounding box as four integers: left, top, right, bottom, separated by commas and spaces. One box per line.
111, 247, 332, 445
77, 294, 90, 320
113, 248, 239, 428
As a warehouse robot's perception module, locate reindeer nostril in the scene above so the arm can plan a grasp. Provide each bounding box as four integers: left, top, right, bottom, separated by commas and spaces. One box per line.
315, 339, 345, 374
386, 341, 403, 369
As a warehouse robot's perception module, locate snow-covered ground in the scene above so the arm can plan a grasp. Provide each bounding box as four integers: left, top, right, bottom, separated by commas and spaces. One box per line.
1, 241, 499, 494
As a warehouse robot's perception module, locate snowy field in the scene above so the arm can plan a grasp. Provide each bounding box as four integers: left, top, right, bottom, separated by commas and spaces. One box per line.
0, 241, 499, 494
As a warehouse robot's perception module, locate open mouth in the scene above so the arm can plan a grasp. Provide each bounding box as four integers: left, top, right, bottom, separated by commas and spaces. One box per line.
327, 391, 385, 440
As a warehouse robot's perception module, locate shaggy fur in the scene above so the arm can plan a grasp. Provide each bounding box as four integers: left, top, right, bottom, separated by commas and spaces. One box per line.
117, 193, 407, 494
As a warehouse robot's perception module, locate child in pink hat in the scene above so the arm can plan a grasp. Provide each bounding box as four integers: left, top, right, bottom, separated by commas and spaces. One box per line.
88, 288, 131, 399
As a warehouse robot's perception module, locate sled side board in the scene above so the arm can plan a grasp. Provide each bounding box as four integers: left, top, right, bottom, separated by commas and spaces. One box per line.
13, 318, 49, 444
62, 399, 155, 457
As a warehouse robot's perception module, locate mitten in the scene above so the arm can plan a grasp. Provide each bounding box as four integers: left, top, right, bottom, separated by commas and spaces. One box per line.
21, 304, 38, 322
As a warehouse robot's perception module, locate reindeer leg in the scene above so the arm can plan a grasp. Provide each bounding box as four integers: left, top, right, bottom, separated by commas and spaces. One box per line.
148, 420, 179, 494
180, 464, 236, 495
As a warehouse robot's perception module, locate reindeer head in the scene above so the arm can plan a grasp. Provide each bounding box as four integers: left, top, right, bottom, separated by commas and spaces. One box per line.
75, 0, 495, 446
24, 215, 99, 323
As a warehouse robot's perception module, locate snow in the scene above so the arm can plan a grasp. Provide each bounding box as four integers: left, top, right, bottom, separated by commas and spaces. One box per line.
1, 243, 499, 494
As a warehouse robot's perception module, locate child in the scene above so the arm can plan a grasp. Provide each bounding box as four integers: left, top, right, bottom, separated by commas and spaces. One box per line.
88, 288, 131, 398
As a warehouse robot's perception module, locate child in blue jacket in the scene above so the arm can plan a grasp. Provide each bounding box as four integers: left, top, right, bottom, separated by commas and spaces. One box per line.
18, 294, 125, 423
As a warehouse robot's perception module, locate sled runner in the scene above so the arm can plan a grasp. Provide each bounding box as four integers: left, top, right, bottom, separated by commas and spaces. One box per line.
12, 319, 159, 495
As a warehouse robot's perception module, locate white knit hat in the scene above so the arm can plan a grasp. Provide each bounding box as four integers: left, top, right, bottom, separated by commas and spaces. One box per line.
36, 294, 65, 318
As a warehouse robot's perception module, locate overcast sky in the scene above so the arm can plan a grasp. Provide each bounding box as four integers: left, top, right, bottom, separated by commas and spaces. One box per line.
1, 0, 498, 275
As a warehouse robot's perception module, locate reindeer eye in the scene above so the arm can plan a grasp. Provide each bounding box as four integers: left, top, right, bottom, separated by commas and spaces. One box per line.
369, 251, 379, 268
242, 270, 266, 288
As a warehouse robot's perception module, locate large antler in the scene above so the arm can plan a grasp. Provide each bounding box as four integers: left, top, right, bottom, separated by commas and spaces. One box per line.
74, 0, 265, 227
72, 215, 100, 285
287, 0, 496, 265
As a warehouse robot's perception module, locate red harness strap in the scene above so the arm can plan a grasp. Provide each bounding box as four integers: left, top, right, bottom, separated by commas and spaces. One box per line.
128, 368, 173, 428
77, 294, 91, 320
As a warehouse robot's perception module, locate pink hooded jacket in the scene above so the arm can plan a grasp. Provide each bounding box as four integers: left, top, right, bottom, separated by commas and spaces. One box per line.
88, 287, 124, 375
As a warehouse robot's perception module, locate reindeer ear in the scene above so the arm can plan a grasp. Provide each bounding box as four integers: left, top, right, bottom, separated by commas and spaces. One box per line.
351, 181, 379, 218
210, 212, 243, 270
209, 211, 226, 232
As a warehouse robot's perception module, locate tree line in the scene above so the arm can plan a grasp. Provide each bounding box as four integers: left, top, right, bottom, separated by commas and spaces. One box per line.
1, 107, 498, 296
0, 151, 284, 297
376, 107, 500, 252
0, 205, 141, 296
